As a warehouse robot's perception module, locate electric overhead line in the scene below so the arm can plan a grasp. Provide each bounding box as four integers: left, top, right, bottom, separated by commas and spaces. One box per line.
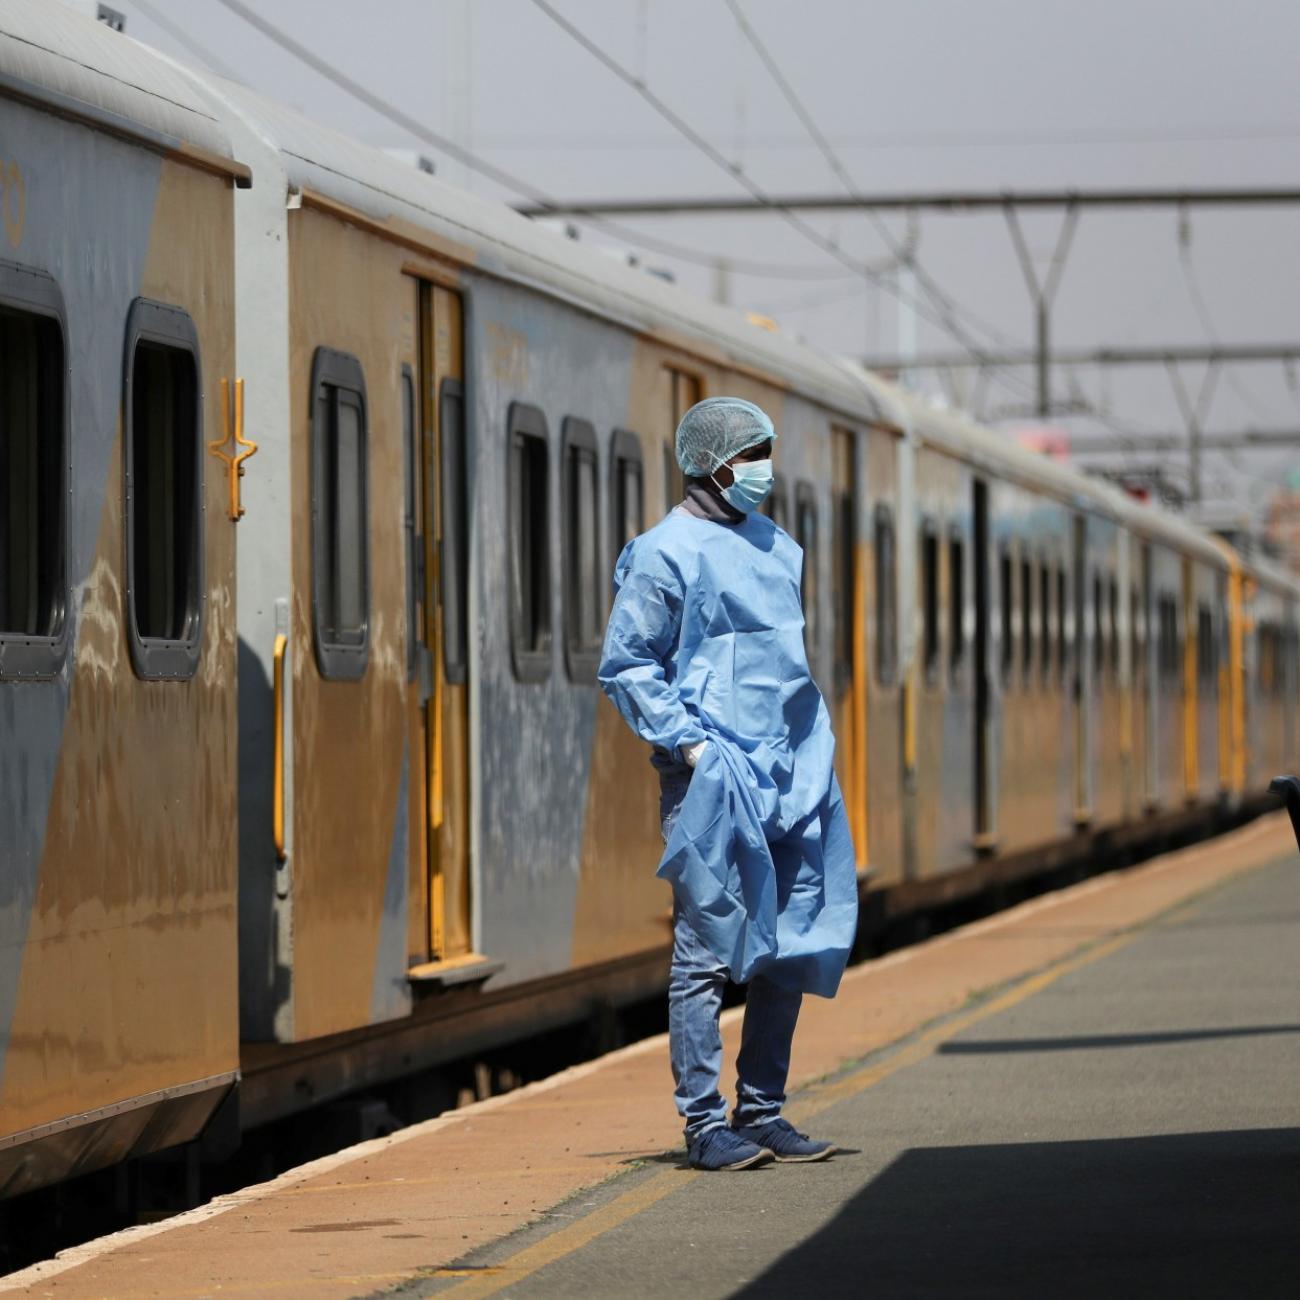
131, 0, 240, 80
530, 0, 1038, 402
722, 0, 1016, 354
517, 187, 1300, 215
206, 0, 863, 280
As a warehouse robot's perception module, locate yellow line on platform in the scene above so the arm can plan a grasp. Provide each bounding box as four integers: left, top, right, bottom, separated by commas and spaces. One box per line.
441, 926, 1144, 1298
441, 1169, 694, 1298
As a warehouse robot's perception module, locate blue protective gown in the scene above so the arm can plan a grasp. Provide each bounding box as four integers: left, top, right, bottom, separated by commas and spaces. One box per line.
598, 507, 859, 998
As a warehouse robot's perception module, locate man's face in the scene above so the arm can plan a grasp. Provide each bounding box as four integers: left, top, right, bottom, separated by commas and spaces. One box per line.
716, 439, 773, 487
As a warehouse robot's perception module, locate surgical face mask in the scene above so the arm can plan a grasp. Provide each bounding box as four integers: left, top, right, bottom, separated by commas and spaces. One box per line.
714, 457, 774, 513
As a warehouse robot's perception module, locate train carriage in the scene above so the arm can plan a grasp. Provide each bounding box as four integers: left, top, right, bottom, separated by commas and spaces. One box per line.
0, 4, 248, 1194
3, 0, 1299, 1202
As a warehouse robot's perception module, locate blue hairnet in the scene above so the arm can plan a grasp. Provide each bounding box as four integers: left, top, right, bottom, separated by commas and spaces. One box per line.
675, 397, 776, 476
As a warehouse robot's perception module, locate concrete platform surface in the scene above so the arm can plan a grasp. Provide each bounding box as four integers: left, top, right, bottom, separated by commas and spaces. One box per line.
4, 813, 1297, 1299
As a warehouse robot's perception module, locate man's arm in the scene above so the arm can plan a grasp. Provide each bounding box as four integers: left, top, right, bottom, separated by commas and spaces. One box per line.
598, 567, 707, 762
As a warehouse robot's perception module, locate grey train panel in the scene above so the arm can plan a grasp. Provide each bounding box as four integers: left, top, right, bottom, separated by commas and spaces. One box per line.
0, 99, 162, 1085
470, 274, 637, 987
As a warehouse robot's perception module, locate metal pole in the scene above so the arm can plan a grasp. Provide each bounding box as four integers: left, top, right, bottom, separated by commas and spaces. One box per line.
1036, 297, 1050, 418
898, 254, 917, 389
515, 186, 1300, 219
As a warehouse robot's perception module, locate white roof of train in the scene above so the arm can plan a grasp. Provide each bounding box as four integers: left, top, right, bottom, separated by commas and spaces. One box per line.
170, 71, 892, 430
883, 382, 1235, 569
0, 0, 238, 170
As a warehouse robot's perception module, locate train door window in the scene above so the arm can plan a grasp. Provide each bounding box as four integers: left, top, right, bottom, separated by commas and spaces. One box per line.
1092, 573, 1105, 680
562, 417, 601, 682
609, 429, 644, 553
1108, 577, 1120, 680
1021, 554, 1034, 687
831, 430, 857, 688
664, 368, 700, 510
921, 519, 939, 685
796, 481, 820, 658
401, 366, 420, 682
125, 299, 203, 681
440, 378, 469, 685
999, 543, 1013, 686
948, 528, 965, 683
662, 442, 680, 514
1131, 586, 1144, 690
766, 473, 790, 530
1197, 602, 1215, 684
1158, 593, 1179, 684
1039, 561, 1051, 685
874, 502, 897, 685
0, 265, 68, 679
508, 402, 552, 682
1056, 564, 1068, 684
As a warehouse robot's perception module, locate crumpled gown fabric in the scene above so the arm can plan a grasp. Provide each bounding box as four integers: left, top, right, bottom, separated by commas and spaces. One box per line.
598, 508, 859, 998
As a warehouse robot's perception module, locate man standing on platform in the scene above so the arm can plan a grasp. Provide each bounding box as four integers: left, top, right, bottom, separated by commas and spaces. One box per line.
599, 397, 858, 1172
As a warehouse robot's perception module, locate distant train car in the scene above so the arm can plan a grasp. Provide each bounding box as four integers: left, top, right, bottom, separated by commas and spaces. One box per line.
0, 4, 248, 1195
2, 0, 1298, 1199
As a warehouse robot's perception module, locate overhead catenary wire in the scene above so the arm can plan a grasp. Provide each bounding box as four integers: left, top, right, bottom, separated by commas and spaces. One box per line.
721, 0, 1020, 356
130, 0, 241, 81
205, 0, 863, 280
529, 0, 1039, 399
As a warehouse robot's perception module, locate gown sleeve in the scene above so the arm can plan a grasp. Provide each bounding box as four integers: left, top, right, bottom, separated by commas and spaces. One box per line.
598, 556, 707, 761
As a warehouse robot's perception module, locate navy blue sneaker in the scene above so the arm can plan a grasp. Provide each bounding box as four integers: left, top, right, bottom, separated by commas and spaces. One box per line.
688, 1126, 773, 1171
734, 1117, 835, 1163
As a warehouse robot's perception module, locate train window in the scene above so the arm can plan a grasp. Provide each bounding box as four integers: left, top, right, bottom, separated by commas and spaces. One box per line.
1158, 593, 1179, 684
948, 529, 966, 682
664, 368, 700, 510
1056, 565, 1068, 683
831, 430, 857, 688
874, 503, 897, 686
1092, 573, 1104, 679
309, 347, 369, 681
609, 429, 644, 557
662, 442, 682, 514
125, 299, 203, 681
1108, 577, 1120, 680
1021, 555, 1034, 686
1258, 623, 1273, 695
1039, 561, 1051, 685
1197, 602, 1215, 684
796, 481, 820, 659
766, 473, 790, 531
0, 263, 68, 679
562, 418, 601, 682
1131, 587, 1144, 688
921, 520, 939, 686
508, 402, 552, 682
440, 378, 469, 686
401, 367, 420, 683
999, 544, 1013, 686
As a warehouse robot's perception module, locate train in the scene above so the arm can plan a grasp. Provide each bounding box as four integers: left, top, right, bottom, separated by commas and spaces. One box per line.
2, 0, 1297, 1199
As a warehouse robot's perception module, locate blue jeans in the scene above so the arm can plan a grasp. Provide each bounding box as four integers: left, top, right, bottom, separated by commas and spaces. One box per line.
655, 751, 803, 1143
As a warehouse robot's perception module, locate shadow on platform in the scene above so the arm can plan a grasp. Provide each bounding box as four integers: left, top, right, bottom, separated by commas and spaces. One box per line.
735, 1127, 1300, 1298
939, 1024, 1300, 1054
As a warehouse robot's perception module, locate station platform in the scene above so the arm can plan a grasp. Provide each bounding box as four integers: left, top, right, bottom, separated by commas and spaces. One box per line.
6, 814, 1298, 1298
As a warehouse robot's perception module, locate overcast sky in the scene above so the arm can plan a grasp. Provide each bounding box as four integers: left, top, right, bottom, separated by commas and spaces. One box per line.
102, 0, 1300, 516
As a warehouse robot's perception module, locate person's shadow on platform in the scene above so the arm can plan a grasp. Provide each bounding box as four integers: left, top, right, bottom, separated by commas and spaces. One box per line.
734, 1127, 1300, 1298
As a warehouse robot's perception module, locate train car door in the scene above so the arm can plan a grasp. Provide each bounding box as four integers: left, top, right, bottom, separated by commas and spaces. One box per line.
831, 426, 867, 863
1072, 514, 1092, 821
972, 478, 994, 846
417, 281, 471, 962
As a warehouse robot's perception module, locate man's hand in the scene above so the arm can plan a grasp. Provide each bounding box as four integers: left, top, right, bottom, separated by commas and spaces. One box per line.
684, 740, 708, 769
